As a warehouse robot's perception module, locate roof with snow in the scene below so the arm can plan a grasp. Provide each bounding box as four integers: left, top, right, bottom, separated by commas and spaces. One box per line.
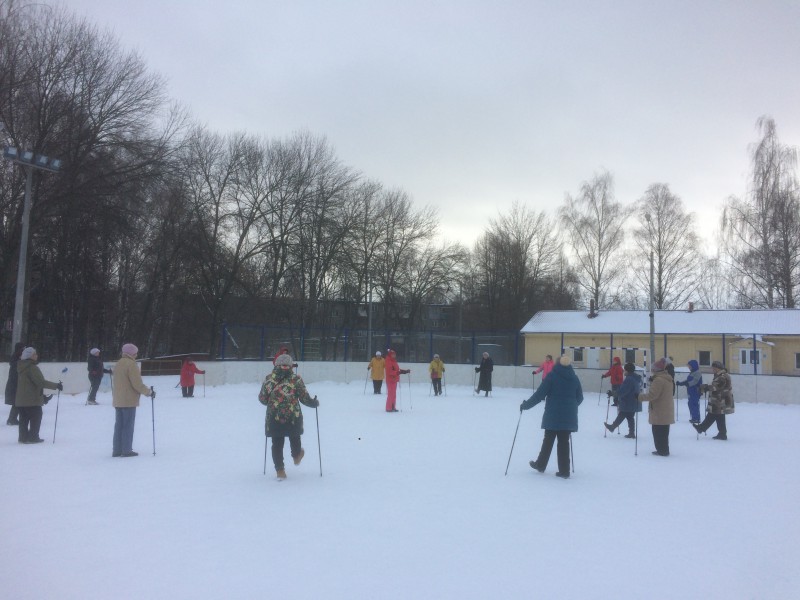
520, 309, 800, 336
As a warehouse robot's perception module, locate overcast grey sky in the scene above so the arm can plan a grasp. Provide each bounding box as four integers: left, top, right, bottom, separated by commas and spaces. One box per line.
56, 0, 800, 251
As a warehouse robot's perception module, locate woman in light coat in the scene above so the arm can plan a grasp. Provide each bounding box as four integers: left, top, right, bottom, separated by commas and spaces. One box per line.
112, 343, 154, 457
637, 358, 675, 456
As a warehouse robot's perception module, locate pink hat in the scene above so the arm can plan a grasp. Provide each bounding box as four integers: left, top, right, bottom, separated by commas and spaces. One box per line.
121, 343, 138, 356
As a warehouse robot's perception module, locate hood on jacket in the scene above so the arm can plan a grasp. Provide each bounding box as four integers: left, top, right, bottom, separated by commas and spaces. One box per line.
687, 359, 699, 372
613, 357, 621, 365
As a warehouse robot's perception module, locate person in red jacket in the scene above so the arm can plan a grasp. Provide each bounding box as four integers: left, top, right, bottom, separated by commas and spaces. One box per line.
602, 356, 624, 406
180, 356, 205, 398
533, 355, 554, 381
384, 349, 410, 412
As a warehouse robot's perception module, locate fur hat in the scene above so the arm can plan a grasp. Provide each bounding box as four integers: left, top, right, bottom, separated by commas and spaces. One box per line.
21, 347, 36, 360
559, 354, 571, 366
275, 353, 294, 367
121, 343, 138, 356
711, 360, 724, 370
652, 357, 667, 371
90, 348, 100, 356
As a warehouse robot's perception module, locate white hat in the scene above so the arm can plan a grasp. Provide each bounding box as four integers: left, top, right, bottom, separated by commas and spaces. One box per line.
275, 353, 294, 367
21, 347, 36, 360
90, 348, 100, 356
434, 354, 440, 359
375, 351, 382, 356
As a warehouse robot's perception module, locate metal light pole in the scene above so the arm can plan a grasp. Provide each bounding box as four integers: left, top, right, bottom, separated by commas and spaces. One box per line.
366, 274, 373, 360
645, 213, 655, 372
3, 146, 62, 350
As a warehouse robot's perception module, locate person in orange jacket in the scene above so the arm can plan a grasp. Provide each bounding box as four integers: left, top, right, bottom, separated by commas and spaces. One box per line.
384, 349, 410, 412
601, 357, 624, 406
180, 356, 205, 398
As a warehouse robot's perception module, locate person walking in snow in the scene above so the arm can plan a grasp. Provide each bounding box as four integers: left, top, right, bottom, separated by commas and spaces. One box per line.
367, 351, 385, 394
676, 359, 703, 423
532, 354, 554, 382
384, 349, 410, 412
521, 355, 583, 479
4, 341, 24, 425
429, 354, 445, 396
604, 362, 642, 438
259, 353, 319, 479
179, 356, 205, 398
693, 360, 733, 440
86, 348, 112, 405
112, 343, 155, 457
475, 352, 493, 396
601, 356, 624, 406
637, 357, 674, 456
16, 347, 62, 444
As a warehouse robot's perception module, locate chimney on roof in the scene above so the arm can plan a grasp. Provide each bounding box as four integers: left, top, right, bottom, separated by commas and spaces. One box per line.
687, 301, 694, 313
588, 299, 598, 318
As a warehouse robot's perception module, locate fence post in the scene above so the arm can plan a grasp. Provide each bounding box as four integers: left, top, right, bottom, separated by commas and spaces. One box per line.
260, 325, 266, 361
344, 328, 349, 362
429, 330, 433, 360
221, 323, 227, 360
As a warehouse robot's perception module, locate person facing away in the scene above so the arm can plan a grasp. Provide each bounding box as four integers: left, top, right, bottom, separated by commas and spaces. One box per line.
112, 343, 154, 458
676, 359, 703, 423
87, 348, 112, 405
367, 351, 385, 394
475, 352, 493, 396
429, 354, 445, 396
601, 356, 624, 406
521, 355, 583, 479
637, 357, 675, 457
384, 349, 410, 412
5, 341, 25, 425
258, 353, 319, 480
693, 360, 734, 440
16, 347, 62, 444
180, 356, 206, 398
533, 355, 554, 381
604, 362, 642, 438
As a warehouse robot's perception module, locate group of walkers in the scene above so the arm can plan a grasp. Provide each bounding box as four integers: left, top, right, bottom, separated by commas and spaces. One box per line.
522, 352, 735, 477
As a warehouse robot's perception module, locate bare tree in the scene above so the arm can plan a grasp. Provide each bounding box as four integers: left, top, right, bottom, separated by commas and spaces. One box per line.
559, 170, 626, 309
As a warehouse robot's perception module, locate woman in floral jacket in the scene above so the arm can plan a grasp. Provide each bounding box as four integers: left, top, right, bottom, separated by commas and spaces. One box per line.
259, 353, 319, 479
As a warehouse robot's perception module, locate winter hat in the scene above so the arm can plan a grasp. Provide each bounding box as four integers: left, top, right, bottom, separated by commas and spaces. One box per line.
121, 343, 138, 356
375, 351, 382, 357
275, 353, 294, 367
433, 354, 440, 359
711, 360, 724, 370
624, 362, 636, 373
613, 356, 621, 364
652, 358, 667, 371
21, 347, 36, 360
559, 354, 571, 366
90, 348, 100, 356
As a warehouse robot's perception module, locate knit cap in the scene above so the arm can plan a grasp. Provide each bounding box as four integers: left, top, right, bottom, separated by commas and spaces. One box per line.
275, 353, 294, 367
21, 347, 36, 360
121, 343, 138, 356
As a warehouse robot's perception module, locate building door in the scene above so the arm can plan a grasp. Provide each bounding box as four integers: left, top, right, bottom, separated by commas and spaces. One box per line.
586, 347, 601, 369
739, 349, 763, 374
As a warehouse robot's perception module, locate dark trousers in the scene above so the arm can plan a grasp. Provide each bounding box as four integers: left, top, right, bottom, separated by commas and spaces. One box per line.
88, 376, 102, 403
610, 411, 635, 434
113, 407, 137, 455
271, 435, 302, 471
181, 386, 195, 398
698, 413, 726, 436
7, 405, 19, 423
432, 378, 442, 395
17, 406, 43, 442
652, 424, 670, 455
536, 430, 571, 475
372, 380, 383, 394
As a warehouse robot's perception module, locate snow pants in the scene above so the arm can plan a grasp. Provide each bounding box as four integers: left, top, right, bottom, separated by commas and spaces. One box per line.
386, 380, 398, 411
609, 411, 635, 434
17, 406, 43, 442
181, 386, 195, 398
536, 430, 571, 475
687, 395, 701, 422
88, 376, 102, 403
697, 413, 726, 436
431, 377, 442, 395
372, 379, 383, 394
651, 424, 670, 456
271, 435, 302, 471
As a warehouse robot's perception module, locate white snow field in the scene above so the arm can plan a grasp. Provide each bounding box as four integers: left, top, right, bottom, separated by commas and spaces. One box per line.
1, 377, 799, 600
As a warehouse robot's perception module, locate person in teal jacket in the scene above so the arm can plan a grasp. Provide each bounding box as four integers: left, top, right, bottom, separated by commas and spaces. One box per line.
520, 355, 583, 478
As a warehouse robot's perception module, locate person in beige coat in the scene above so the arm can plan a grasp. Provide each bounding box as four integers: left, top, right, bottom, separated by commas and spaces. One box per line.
112, 343, 154, 457
16, 347, 61, 444
637, 357, 675, 456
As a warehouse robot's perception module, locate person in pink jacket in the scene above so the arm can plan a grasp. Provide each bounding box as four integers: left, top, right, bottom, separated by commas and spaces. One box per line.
180, 356, 205, 398
384, 349, 410, 412
533, 355, 554, 381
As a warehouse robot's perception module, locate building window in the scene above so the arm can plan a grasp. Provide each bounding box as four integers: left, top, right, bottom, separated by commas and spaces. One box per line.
572, 347, 584, 363
624, 348, 636, 364
796, 353, 800, 369
698, 351, 711, 367
740, 350, 759, 365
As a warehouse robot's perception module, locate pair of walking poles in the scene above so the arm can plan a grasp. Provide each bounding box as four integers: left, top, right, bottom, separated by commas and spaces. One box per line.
263, 403, 323, 477
504, 410, 575, 476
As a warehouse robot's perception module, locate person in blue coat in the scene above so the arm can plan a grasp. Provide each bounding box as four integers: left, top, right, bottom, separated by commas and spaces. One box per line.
676, 359, 703, 423
520, 355, 583, 479
604, 362, 642, 438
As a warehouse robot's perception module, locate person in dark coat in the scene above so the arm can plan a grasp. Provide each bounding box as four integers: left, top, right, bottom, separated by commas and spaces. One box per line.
604, 362, 642, 438
693, 360, 734, 440
676, 359, 703, 423
259, 353, 319, 479
521, 355, 584, 478
475, 352, 493, 396
5, 342, 25, 425
16, 347, 62, 444
86, 348, 112, 405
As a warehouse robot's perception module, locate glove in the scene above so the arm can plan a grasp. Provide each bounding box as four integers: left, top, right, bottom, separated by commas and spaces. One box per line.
104, 368, 112, 374
606, 389, 614, 398
292, 363, 299, 368
519, 402, 525, 412
151, 389, 157, 399
311, 395, 320, 408
43, 394, 53, 404
475, 367, 480, 373
56, 382, 63, 391
601, 374, 607, 379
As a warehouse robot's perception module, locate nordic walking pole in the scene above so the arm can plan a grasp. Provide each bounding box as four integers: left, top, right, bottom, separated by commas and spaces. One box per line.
604, 391, 611, 438
52, 384, 62, 443
635, 411, 639, 456
443, 372, 447, 396
472, 370, 477, 395
598, 376, 604, 406
504, 410, 523, 475
315, 401, 322, 477
150, 386, 156, 456
203, 373, 206, 397
407, 372, 413, 411
263, 435, 268, 475
570, 433, 575, 473
363, 370, 369, 395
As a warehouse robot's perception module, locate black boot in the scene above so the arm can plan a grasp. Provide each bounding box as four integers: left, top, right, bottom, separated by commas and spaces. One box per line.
604, 422, 614, 433
529, 460, 545, 473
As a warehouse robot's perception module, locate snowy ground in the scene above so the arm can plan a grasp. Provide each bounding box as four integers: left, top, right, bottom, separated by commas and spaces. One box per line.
1, 377, 799, 600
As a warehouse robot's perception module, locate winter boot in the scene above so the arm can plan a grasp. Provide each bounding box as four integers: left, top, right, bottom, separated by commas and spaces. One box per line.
87, 400, 99, 405
625, 432, 636, 439
293, 449, 305, 465
555, 471, 570, 479
692, 423, 703, 434
712, 433, 727, 440
529, 460, 545, 473
276, 469, 287, 480
604, 422, 614, 433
